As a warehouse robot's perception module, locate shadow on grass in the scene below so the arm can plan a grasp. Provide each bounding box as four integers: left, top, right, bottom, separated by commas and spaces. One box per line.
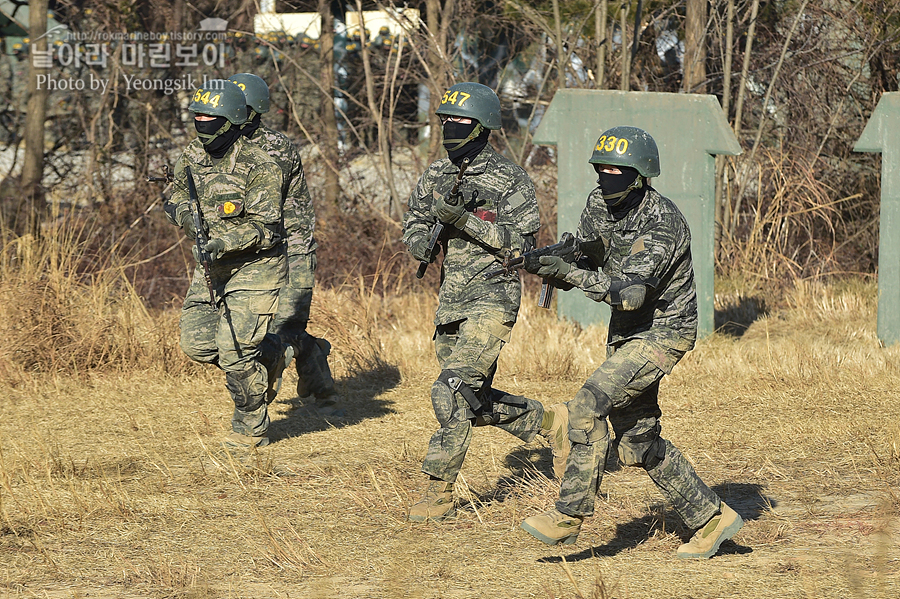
535, 482, 769, 563
267, 360, 401, 441
715, 295, 768, 337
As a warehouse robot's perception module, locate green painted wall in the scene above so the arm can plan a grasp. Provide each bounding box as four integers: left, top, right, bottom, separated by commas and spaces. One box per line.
532, 90, 741, 336
854, 92, 900, 346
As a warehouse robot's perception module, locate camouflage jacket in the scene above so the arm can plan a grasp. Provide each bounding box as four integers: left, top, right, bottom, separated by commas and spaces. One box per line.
402, 144, 540, 325
562, 187, 698, 349
246, 124, 317, 256
165, 137, 286, 291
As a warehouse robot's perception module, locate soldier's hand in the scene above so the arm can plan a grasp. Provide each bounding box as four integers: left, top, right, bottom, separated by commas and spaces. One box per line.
536, 255, 572, 279
204, 238, 227, 262
179, 213, 197, 240
433, 192, 468, 228
409, 236, 436, 263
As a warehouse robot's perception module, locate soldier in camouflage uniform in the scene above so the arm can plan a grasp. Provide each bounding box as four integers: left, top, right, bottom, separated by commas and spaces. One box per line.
402, 82, 570, 522
227, 72, 339, 415
164, 80, 291, 449
520, 126, 743, 559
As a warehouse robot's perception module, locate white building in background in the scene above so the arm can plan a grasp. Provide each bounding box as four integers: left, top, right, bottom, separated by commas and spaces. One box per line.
253, 6, 419, 39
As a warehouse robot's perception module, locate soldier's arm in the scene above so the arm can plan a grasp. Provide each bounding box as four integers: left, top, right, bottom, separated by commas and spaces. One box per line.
459, 174, 539, 253
285, 149, 316, 253
163, 156, 191, 227
402, 171, 436, 247
217, 161, 285, 253
548, 194, 613, 302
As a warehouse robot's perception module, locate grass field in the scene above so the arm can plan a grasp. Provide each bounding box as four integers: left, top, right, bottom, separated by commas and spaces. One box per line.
0, 233, 898, 598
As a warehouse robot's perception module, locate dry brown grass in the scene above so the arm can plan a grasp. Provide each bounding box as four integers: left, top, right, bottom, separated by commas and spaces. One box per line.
0, 234, 898, 598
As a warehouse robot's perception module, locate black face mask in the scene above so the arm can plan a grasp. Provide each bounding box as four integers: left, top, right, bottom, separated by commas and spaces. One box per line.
442, 120, 489, 165
195, 116, 242, 159
240, 111, 262, 138
595, 165, 645, 217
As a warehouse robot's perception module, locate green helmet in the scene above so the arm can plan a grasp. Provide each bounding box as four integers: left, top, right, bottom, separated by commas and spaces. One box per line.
228, 72, 270, 115
189, 80, 247, 125
436, 82, 501, 130
588, 126, 660, 178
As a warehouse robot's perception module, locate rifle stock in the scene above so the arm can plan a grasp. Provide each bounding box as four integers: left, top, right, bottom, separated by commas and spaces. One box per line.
184, 166, 216, 306
415, 157, 470, 279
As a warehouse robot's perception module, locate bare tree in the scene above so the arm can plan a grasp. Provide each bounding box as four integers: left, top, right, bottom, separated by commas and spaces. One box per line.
683, 0, 706, 93
318, 0, 340, 206
19, 0, 50, 233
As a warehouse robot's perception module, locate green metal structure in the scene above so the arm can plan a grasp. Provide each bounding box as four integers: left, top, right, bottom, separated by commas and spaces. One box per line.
854, 92, 900, 346
532, 89, 741, 337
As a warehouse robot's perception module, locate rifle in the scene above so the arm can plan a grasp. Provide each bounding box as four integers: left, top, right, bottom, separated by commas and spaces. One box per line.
484, 233, 605, 309
184, 166, 216, 307
146, 164, 174, 183
415, 157, 470, 279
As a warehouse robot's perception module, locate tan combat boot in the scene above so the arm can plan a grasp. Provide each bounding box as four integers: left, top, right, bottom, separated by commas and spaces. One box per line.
408, 480, 455, 522
676, 502, 744, 559
520, 508, 584, 545
540, 403, 571, 479
223, 431, 269, 449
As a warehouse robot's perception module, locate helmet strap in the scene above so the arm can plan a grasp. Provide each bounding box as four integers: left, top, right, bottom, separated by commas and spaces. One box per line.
442, 122, 484, 152
196, 118, 233, 146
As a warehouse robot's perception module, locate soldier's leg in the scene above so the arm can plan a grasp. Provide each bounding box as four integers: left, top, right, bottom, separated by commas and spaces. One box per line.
179, 273, 221, 366
217, 289, 280, 443
273, 252, 337, 402
610, 385, 720, 532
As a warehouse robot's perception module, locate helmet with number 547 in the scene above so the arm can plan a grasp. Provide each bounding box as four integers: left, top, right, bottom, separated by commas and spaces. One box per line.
589, 126, 660, 178
435, 82, 501, 130
189, 79, 248, 125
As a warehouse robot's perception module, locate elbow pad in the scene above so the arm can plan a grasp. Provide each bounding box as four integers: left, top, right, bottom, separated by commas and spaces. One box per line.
607, 276, 660, 311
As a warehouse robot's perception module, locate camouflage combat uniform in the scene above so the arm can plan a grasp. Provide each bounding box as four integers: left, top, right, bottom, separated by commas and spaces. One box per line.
554, 186, 720, 530
166, 136, 287, 438
402, 144, 545, 483
243, 124, 334, 399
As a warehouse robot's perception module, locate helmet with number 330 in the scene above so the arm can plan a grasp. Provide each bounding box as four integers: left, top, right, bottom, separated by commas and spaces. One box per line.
589, 126, 660, 178
435, 82, 502, 130
189, 79, 248, 125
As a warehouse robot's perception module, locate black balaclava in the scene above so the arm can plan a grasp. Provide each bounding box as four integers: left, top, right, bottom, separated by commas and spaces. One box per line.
595, 164, 646, 219
195, 116, 243, 159
240, 110, 262, 138
443, 120, 489, 165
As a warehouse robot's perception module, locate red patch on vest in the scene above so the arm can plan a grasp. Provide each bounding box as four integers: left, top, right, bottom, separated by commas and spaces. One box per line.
474, 209, 496, 222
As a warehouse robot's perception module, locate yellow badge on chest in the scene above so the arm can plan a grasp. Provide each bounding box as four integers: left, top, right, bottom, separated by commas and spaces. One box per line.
217, 199, 244, 218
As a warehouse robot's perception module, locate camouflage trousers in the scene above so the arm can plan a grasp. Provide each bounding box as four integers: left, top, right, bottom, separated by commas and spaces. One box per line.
422, 311, 544, 482
270, 252, 334, 398
180, 272, 282, 438
556, 338, 720, 530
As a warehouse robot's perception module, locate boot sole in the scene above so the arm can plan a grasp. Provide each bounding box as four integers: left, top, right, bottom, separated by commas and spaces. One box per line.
408, 507, 456, 522
520, 521, 579, 545
676, 512, 744, 559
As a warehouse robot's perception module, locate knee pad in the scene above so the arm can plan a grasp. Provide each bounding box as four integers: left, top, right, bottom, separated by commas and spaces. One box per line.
436, 370, 484, 415
567, 383, 613, 444
226, 366, 265, 413
431, 375, 461, 427
617, 422, 665, 470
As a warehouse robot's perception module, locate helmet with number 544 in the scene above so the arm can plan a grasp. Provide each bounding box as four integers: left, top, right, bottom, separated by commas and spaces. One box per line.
189, 79, 248, 125
435, 82, 502, 130
589, 126, 660, 178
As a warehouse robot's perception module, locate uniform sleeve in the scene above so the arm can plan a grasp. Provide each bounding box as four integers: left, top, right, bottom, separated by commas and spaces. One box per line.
286, 148, 316, 254
218, 161, 284, 253
557, 192, 612, 302
402, 171, 436, 247
164, 155, 190, 227
460, 174, 539, 253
